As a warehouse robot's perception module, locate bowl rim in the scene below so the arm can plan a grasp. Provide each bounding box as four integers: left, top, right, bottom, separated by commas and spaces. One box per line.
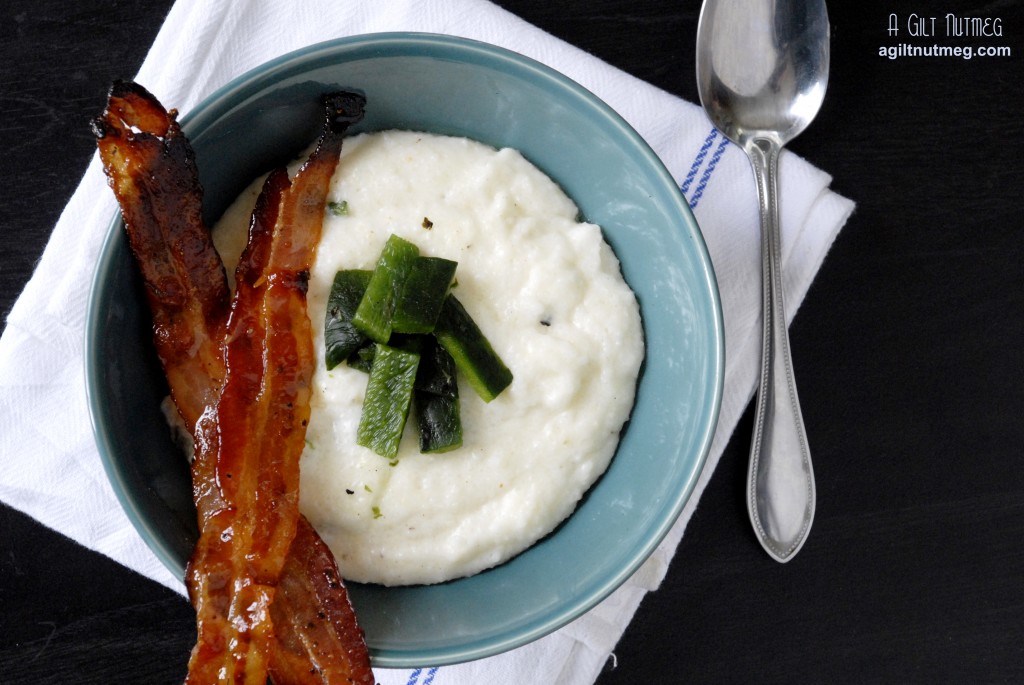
86, 31, 725, 667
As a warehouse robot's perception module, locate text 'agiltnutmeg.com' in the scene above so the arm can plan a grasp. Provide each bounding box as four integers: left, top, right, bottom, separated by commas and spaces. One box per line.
880, 13, 1012, 60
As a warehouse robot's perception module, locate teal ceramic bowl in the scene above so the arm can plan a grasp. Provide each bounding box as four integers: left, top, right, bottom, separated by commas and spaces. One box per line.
86, 33, 723, 668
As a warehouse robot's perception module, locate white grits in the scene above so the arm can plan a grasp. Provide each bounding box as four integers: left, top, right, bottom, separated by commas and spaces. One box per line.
213, 131, 643, 586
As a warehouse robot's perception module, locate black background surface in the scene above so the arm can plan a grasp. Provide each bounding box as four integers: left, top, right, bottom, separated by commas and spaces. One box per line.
2, 1, 1022, 683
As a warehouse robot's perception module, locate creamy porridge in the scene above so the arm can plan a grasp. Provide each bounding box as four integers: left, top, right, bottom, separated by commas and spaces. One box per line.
213, 130, 643, 586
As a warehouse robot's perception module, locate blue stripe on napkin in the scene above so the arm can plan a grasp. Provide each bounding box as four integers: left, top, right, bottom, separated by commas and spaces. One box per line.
406, 666, 440, 684
682, 127, 731, 209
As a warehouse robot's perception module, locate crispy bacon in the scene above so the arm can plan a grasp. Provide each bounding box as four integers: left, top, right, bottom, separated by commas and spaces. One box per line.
269, 518, 373, 684
95, 82, 373, 685
185, 166, 296, 683
92, 80, 230, 432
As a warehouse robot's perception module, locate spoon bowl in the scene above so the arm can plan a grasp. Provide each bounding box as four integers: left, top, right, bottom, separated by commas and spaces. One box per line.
698, 0, 829, 148
696, 0, 829, 562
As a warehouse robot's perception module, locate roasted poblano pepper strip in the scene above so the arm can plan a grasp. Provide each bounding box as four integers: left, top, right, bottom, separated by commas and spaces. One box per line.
414, 334, 458, 395
415, 393, 462, 453
352, 234, 420, 343
434, 295, 513, 402
339, 234, 510, 455
356, 343, 420, 459
392, 256, 458, 334
324, 269, 372, 370
414, 336, 462, 453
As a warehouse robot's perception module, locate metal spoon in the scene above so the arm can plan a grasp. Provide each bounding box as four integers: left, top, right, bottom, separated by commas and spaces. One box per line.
696, 0, 828, 562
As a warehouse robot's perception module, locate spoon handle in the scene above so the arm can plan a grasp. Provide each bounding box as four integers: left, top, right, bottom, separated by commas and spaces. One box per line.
745, 137, 816, 563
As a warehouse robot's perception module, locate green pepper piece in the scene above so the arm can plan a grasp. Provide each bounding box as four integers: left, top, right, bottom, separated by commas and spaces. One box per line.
415, 334, 458, 396
415, 393, 462, 453
433, 295, 513, 402
413, 336, 462, 452
352, 234, 420, 343
392, 256, 458, 334
324, 269, 372, 370
356, 343, 420, 459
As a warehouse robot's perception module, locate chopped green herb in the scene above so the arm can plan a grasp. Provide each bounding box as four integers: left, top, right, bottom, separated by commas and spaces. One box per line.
371, 506, 382, 519
327, 200, 349, 216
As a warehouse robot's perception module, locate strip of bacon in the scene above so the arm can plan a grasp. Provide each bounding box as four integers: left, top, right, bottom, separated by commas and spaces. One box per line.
95, 82, 373, 685
92, 80, 230, 433
184, 165, 295, 683
269, 518, 373, 684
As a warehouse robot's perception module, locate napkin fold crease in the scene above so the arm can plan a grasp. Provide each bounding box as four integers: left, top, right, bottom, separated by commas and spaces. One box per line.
0, 0, 854, 683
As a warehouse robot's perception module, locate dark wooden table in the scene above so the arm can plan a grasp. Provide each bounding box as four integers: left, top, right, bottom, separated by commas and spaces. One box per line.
2, 1, 1022, 682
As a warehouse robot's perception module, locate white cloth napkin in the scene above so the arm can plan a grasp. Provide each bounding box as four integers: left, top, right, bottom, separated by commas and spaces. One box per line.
0, 0, 854, 682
